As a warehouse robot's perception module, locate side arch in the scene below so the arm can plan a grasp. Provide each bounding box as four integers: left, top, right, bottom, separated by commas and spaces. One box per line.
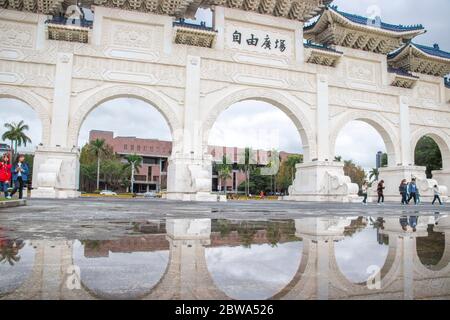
0, 85, 51, 146
67, 85, 183, 149
330, 110, 401, 166
410, 127, 450, 170
201, 88, 316, 162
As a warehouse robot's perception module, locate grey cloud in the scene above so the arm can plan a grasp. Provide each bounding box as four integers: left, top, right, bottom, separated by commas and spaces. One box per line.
78, 98, 172, 146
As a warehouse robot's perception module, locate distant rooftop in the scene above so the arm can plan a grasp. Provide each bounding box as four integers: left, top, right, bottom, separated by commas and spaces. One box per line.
321, 5, 425, 33
388, 42, 450, 60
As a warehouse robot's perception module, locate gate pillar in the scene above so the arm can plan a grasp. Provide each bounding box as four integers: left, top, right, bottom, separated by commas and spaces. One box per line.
31, 53, 80, 199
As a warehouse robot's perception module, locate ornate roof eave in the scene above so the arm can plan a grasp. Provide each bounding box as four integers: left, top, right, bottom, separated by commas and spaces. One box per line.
0, 0, 332, 21
0, 0, 66, 14
173, 20, 217, 48
46, 23, 91, 43
304, 8, 425, 39
388, 43, 450, 63
201, 0, 333, 22
388, 67, 418, 89
304, 42, 343, 67
388, 43, 450, 77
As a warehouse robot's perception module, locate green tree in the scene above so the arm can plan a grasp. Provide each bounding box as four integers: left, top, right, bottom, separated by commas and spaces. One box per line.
238, 166, 271, 195
415, 136, 442, 178
276, 154, 302, 193
369, 168, 379, 182
237, 147, 255, 196
88, 139, 108, 190
124, 154, 143, 193
343, 159, 366, 188
100, 159, 128, 191
1, 121, 32, 161
80, 162, 97, 192
381, 153, 388, 167
215, 155, 232, 194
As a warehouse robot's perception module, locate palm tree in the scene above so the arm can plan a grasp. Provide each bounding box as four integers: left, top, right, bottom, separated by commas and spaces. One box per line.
369, 168, 379, 182
124, 154, 143, 193
2, 121, 32, 162
88, 139, 108, 191
237, 147, 254, 196
217, 157, 232, 194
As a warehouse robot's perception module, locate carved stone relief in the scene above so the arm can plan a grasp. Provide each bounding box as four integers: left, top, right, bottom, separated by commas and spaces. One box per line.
0, 20, 35, 49
200, 59, 316, 92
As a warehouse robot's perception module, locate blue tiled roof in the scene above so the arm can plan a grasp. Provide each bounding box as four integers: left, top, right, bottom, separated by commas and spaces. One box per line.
305, 5, 424, 33
387, 67, 418, 78
173, 19, 216, 32
304, 41, 343, 54
46, 15, 93, 28
388, 42, 450, 60
413, 43, 450, 59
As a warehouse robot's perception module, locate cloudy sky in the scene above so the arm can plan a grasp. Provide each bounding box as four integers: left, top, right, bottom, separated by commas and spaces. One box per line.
1, 0, 448, 169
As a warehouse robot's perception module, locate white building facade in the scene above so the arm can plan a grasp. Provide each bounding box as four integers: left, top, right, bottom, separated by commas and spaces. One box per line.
0, 0, 449, 201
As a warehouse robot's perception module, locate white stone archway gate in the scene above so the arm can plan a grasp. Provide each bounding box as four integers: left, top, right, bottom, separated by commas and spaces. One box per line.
0, 2, 449, 201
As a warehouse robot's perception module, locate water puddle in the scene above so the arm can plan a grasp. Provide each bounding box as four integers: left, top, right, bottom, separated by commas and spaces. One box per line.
0, 215, 448, 299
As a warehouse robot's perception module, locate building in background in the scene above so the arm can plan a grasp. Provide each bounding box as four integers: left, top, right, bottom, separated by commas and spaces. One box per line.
376, 151, 383, 169
89, 130, 299, 193
0, 143, 11, 155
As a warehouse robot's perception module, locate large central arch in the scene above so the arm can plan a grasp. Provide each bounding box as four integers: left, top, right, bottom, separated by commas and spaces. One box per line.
67, 85, 183, 149
201, 88, 316, 162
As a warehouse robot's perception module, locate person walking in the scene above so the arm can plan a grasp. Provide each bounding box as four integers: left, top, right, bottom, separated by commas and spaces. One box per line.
377, 180, 385, 205
0, 154, 12, 199
361, 181, 368, 205
10, 154, 29, 199
399, 179, 409, 205
407, 178, 419, 205
432, 184, 443, 205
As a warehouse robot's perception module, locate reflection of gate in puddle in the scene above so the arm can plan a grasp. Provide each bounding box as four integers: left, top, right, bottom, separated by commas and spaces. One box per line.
1, 217, 450, 300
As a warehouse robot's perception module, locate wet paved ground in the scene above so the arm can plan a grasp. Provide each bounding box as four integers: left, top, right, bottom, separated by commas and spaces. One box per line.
0, 198, 448, 239
0, 199, 449, 300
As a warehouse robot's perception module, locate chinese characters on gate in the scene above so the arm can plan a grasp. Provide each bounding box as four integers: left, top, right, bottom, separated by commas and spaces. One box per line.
232, 30, 287, 53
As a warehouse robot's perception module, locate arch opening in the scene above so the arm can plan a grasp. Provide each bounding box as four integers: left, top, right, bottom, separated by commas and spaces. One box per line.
416, 224, 446, 271
205, 220, 303, 300
72, 238, 170, 299
0, 240, 36, 298
414, 134, 448, 178
77, 96, 173, 194
205, 94, 310, 196
332, 117, 399, 187
334, 217, 390, 285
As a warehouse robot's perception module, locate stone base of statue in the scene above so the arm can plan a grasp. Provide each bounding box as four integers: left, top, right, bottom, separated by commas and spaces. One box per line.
30, 146, 81, 199
166, 153, 223, 202
374, 166, 448, 203
283, 161, 360, 202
